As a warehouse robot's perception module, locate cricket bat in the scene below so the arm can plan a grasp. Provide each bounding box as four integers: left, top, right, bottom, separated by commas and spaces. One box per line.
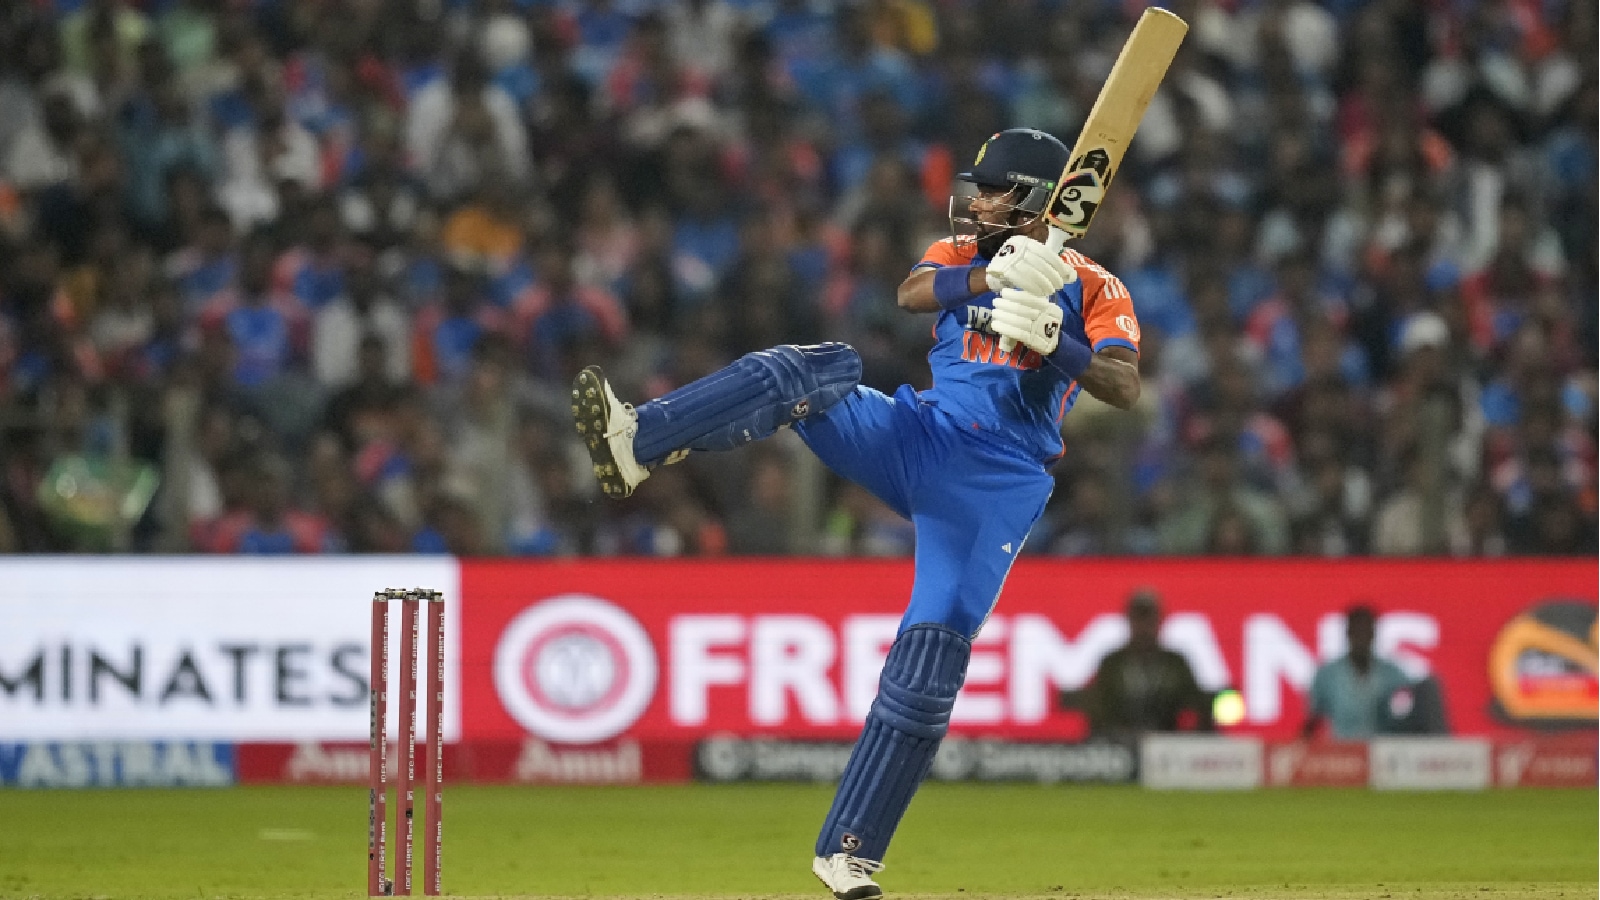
1042, 7, 1188, 253
1000, 6, 1186, 354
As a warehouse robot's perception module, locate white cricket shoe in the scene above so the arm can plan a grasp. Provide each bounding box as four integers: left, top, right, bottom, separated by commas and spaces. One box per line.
812, 854, 884, 900
572, 365, 650, 498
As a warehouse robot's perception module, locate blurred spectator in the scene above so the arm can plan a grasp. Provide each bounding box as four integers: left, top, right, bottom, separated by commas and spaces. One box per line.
1302, 605, 1411, 740
60, 0, 149, 77
414, 490, 488, 556
726, 447, 796, 555
405, 50, 527, 202
1288, 430, 1373, 556
505, 413, 597, 556
275, 200, 349, 312
193, 454, 337, 554
4, 88, 81, 191
607, 465, 726, 557
217, 80, 315, 230
1159, 436, 1291, 554
321, 333, 407, 452
312, 250, 409, 388
1074, 589, 1212, 738
1047, 475, 1121, 557
819, 482, 913, 557
517, 243, 628, 381
1371, 444, 1469, 555
412, 261, 494, 388
204, 229, 304, 391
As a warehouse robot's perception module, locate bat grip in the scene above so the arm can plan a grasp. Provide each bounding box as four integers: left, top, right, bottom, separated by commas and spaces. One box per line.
998, 227, 1070, 354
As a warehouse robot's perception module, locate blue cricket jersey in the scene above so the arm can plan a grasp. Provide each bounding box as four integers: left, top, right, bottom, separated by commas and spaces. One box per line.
911, 238, 1141, 463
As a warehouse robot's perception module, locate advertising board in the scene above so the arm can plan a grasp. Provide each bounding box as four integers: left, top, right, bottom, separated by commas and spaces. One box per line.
0, 558, 460, 741
461, 559, 1595, 743
3, 559, 1591, 746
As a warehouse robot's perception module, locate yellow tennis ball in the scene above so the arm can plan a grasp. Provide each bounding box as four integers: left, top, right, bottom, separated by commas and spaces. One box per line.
1213, 689, 1246, 727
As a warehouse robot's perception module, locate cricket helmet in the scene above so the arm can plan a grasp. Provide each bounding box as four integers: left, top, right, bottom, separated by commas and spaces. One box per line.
956, 128, 1070, 214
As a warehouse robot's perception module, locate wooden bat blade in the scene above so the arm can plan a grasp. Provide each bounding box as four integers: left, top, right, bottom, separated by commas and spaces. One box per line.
1043, 7, 1188, 240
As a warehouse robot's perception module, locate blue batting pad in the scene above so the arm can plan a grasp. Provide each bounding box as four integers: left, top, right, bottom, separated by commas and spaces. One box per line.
815, 624, 971, 861
633, 343, 860, 465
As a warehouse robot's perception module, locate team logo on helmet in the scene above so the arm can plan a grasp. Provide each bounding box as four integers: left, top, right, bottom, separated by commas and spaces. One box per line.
973, 139, 991, 166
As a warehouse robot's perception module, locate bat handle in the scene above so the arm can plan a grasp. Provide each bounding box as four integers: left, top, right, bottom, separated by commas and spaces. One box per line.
998, 227, 1070, 354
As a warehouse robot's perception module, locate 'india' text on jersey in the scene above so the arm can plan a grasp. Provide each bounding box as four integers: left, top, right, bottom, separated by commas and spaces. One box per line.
912, 238, 1140, 463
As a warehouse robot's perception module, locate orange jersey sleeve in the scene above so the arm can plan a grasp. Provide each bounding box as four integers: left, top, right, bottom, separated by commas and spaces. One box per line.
1064, 248, 1140, 355
913, 237, 979, 270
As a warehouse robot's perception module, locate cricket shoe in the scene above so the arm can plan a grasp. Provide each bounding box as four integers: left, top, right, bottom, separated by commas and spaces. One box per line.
812, 854, 884, 900
572, 365, 650, 498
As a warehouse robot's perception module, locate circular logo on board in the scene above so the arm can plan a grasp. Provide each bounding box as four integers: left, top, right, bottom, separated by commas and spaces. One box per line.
494, 595, 658, 743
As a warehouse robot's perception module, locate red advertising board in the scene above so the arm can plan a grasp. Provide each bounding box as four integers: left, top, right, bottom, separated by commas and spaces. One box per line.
1264, 741, 1370, 787
459, 559, 1596, 745
225, 735, 1594, 787
234, 739, 695, 785
1492, 734, 1599, 787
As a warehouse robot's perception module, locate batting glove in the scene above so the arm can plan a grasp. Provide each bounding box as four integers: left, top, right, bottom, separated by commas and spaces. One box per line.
991, 288, 1065, 356
985, 236, 1078, 297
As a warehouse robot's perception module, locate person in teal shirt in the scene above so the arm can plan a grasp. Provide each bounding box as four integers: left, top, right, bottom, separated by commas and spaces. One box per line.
1303, 606, 1412, 739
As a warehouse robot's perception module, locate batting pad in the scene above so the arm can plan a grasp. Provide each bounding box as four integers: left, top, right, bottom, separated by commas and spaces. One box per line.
815, 624, 971, 861
633, 343, 860, 465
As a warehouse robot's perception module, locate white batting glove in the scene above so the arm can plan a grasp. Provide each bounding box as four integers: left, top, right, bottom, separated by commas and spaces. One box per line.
991, 288, 1064, 356
984, 236, 1078, 297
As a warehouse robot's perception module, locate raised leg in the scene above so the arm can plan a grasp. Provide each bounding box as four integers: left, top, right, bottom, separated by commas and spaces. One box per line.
573, 343, 861, 497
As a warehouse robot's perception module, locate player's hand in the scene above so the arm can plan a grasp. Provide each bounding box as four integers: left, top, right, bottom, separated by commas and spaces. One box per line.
984, 236, 1077, 297
991, 288, 1065, 356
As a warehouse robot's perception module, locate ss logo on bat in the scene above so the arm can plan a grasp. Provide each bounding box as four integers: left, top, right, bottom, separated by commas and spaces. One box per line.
1052, 169, 1105, 230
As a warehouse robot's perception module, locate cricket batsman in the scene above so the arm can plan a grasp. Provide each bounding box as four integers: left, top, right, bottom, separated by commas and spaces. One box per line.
573, 128, 1142, 899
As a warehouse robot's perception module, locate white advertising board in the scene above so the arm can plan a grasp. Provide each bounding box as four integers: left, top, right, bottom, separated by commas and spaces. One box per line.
1369, 737, 1492, 790
0, 558, 460, 741
1141, 735, 1264, 789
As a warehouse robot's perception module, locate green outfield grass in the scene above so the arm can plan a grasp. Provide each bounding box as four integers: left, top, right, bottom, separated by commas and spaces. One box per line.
0, 784, 1593, 900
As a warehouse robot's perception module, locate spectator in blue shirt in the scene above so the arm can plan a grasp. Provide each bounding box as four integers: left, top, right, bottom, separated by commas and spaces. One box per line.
1303, 605, 1412, 740
216, 234, 303, 390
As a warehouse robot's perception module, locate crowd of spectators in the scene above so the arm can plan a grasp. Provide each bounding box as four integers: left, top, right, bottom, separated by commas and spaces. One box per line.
0, 0, 1593, 556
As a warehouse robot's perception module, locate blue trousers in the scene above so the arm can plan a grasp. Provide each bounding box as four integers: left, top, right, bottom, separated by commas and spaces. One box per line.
796, 385, 1054, 639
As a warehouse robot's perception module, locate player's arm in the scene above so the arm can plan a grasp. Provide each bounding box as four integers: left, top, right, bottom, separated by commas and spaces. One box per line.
991, 285, 1142, 409
1075, 346, 1140, 410
896, 266, 991, 313
1058, 261, 1142, 409
899, 237, 1075, 314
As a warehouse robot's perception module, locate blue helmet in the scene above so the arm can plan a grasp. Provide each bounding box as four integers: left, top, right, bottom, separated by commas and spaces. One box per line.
956, 128, 1069, 214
